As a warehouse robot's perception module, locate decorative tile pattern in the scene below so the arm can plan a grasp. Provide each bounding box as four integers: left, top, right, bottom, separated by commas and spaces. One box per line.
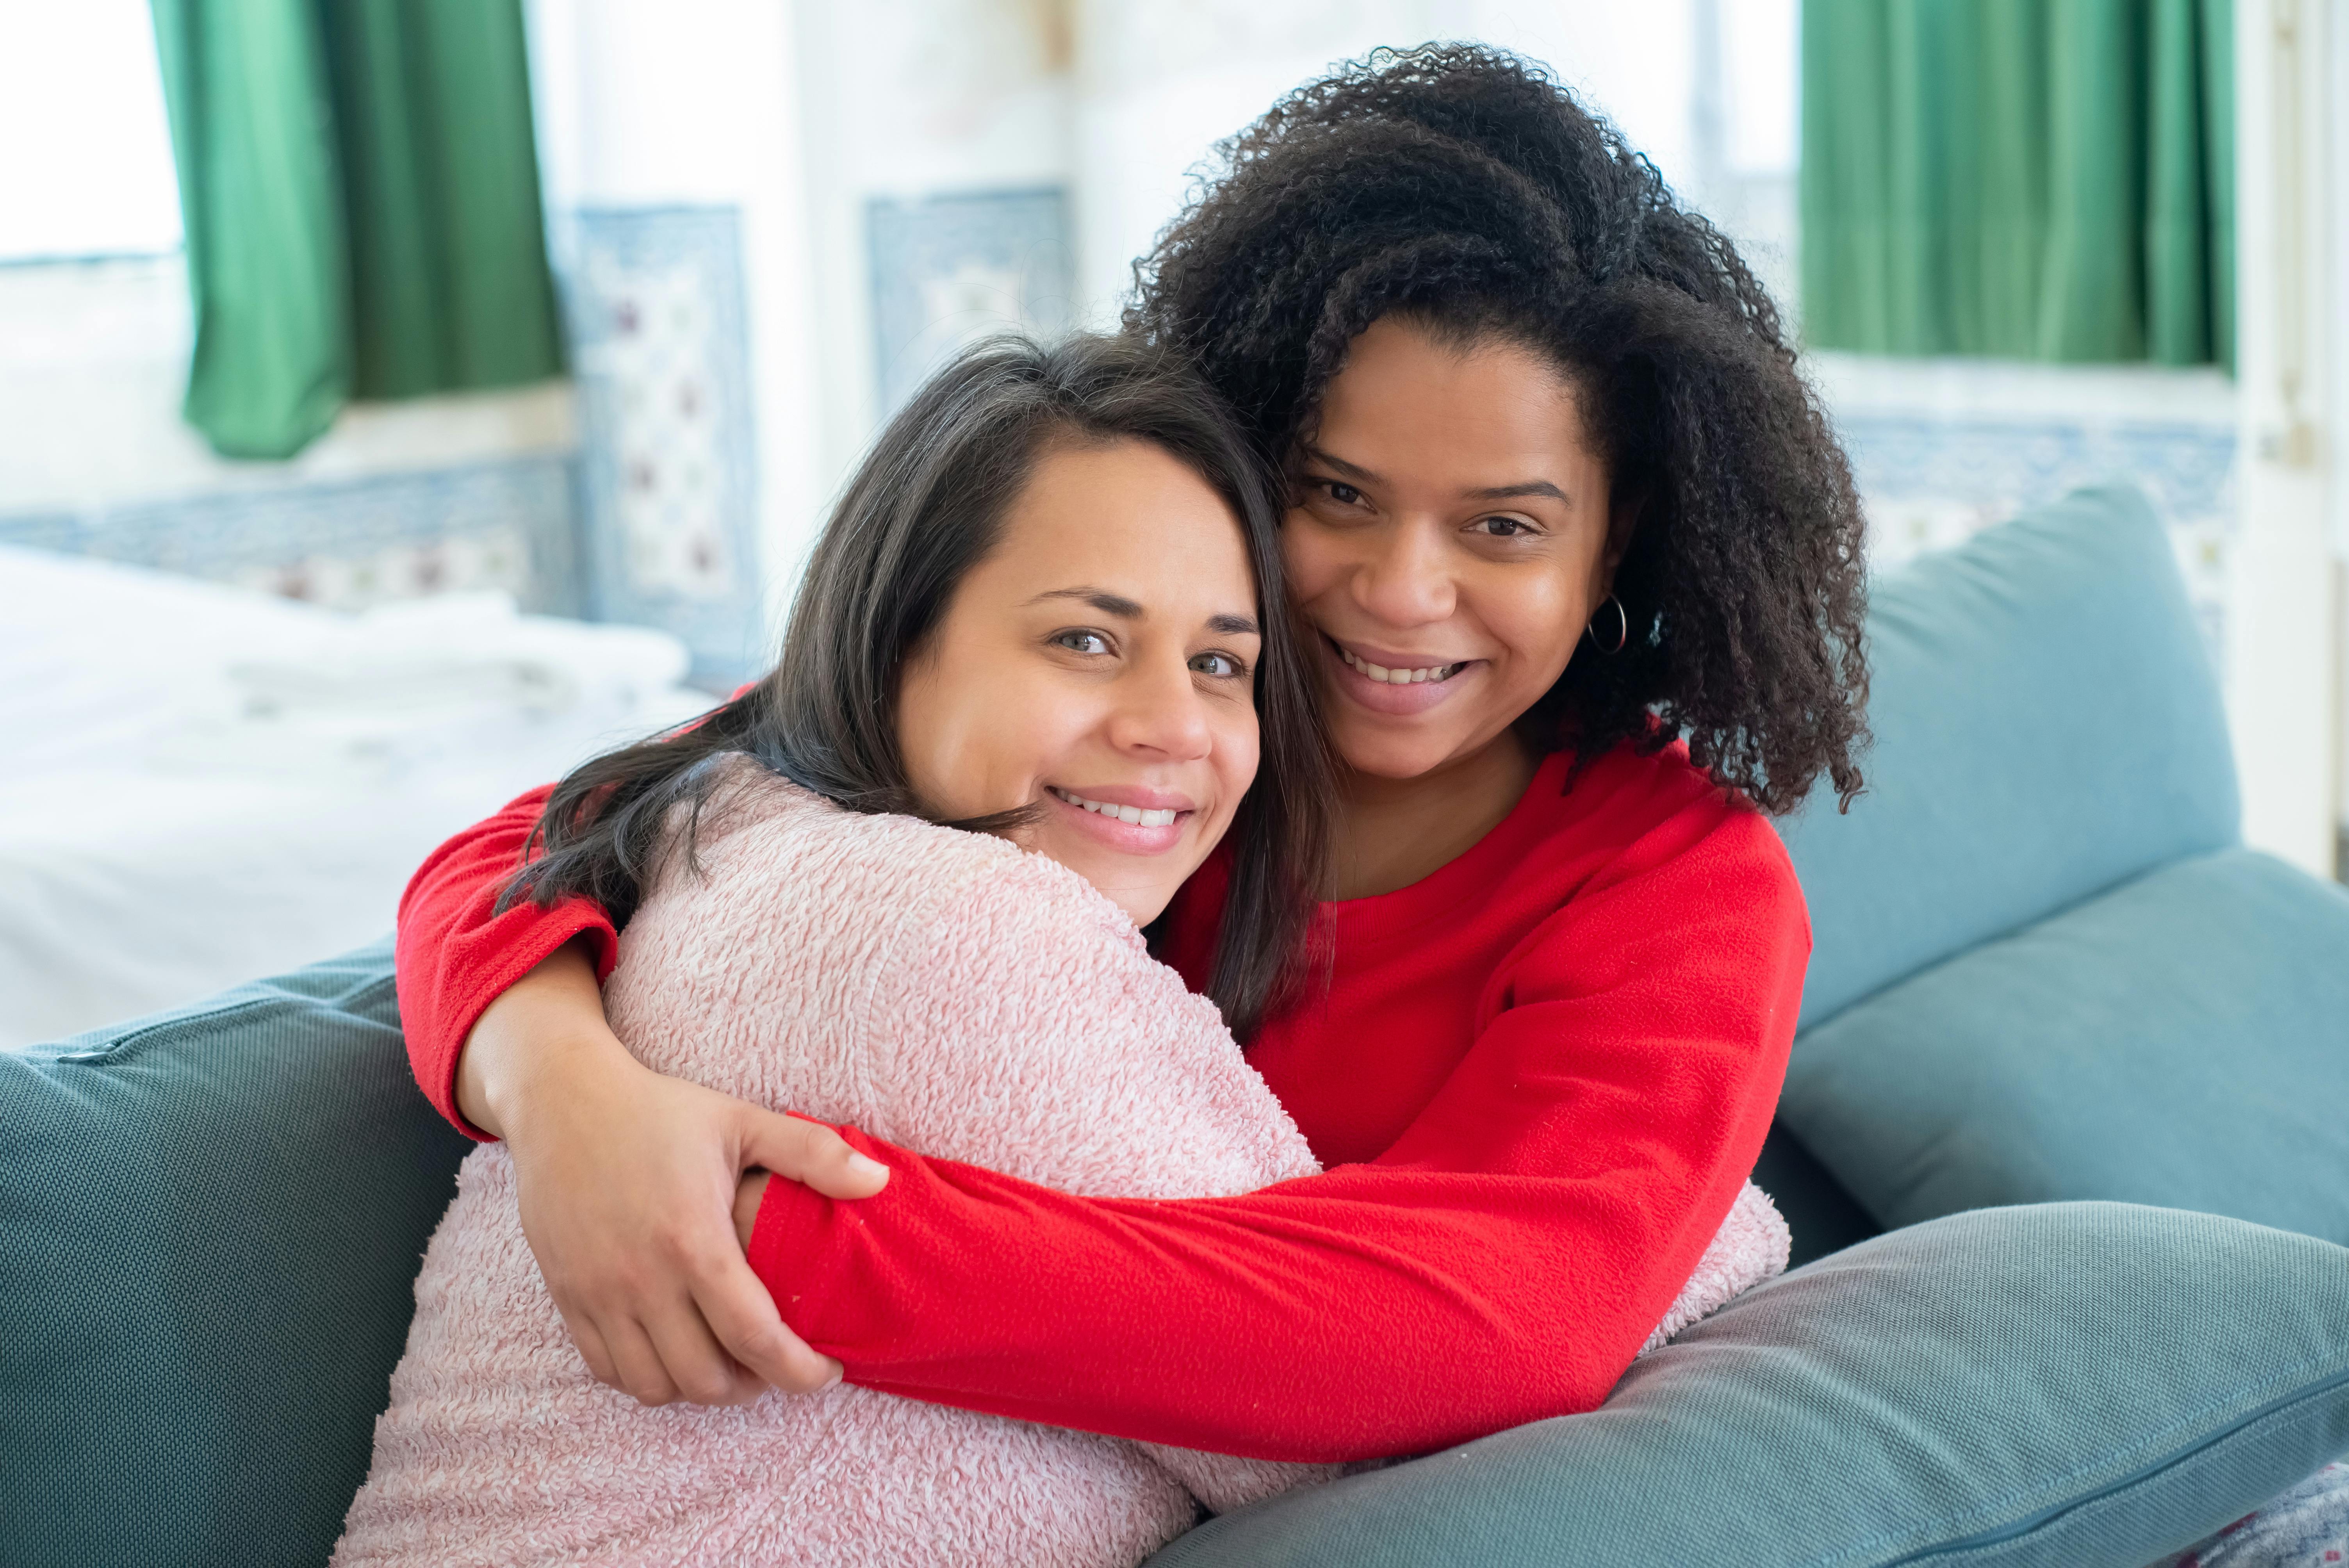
5, 206, 768, 687
565, 206, 765, 686
867, 187, 1073, 416
1839, 414, 2237, 531
1837, 412, 2239, 657
0, 456, 581, 614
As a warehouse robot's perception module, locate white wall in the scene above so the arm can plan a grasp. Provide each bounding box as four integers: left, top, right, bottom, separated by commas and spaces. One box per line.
526, 0, 824, 631
1070, 1, 1444, 326
0, 258, 573, 519
1068, 0, 1704, 330
2331, 0, 2349, 872
2230, 0, 2342, 878
789, 0, 1075, 519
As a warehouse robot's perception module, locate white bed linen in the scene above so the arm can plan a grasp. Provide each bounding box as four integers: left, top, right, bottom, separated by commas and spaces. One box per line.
0, 544, 713, 1048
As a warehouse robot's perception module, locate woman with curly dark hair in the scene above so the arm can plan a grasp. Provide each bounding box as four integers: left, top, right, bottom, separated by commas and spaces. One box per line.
390, 44, 1868, 1465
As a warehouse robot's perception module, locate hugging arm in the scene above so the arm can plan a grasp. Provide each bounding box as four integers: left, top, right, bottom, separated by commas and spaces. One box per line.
396, 787, 886, 1407
401, 789, 1807, 1458
396, 784, 613, 1140
744, 805, 1809, 1462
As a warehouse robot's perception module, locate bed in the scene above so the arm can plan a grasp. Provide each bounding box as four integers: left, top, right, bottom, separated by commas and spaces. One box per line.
0, 543, 712, 1049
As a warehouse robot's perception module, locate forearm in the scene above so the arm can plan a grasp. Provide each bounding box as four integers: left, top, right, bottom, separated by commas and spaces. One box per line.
750, 1142, 1721, 1463
394, 783, 621, 1137
456, 937, 633, 1140
742, 767, 1801, 1453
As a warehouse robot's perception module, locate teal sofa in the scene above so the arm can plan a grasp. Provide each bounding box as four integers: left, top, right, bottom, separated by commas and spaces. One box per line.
7, 487, 2349, 1568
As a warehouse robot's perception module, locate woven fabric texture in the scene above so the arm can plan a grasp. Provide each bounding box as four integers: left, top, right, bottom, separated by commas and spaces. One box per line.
1146, 1204, 2349, 1568
1775, 486, 2238, 1032
1785, 846, 2349, 1245
0, 941, 469, 1568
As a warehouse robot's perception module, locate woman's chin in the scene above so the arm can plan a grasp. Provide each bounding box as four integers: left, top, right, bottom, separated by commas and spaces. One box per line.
1321, 700, 1486, 783
1030, 795, 1205, 925
1047, 848, 1182, 927
1317, 663, 1542, 784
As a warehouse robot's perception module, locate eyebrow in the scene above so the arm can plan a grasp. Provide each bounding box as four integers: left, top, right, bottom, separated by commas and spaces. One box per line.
1027, 587, 1145, 617
1301, 446, 1382, 484
1027, 587, 1258, 638
1303, 446, 1574, 508
1465, 479, 1573, 504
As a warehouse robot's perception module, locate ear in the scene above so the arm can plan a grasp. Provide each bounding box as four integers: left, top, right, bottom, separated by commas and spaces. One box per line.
1597, 486, 1644, 596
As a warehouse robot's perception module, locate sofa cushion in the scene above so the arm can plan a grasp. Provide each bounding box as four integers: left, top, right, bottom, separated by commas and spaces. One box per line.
1780, 846, 2349, 1245
1752, 1120, 1884, 1267
0, 942, 470, 1568
1776, 486, 2239, 1030
1147, 1204, 2349, 1568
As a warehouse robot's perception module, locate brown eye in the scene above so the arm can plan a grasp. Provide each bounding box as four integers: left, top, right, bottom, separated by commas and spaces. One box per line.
1322, 481, 1364, 506
1473, 515, 1535, 538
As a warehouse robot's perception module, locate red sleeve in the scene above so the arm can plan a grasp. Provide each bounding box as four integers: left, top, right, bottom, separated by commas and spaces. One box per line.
747, 806, 1807, 1462
393, 784, 621, 1139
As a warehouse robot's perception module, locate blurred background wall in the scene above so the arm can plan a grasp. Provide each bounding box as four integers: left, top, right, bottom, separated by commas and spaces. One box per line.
0, 0, 2342, 984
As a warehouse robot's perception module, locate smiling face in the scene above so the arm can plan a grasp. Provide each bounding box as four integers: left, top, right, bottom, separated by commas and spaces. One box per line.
895, 437, 1263, 927
1286, 315, 1626, 783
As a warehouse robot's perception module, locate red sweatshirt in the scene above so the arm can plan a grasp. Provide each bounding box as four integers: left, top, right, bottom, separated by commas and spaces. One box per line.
394, 741, 1807, 1462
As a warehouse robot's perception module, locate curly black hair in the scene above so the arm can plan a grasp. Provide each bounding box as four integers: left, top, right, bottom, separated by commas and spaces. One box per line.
1125, 43, 1867, 814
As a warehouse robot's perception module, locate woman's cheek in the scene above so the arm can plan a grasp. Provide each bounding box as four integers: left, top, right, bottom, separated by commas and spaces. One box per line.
1502, 576, 1588, 685
1278, 510, 1341, 602
1213, 711, 1260, 833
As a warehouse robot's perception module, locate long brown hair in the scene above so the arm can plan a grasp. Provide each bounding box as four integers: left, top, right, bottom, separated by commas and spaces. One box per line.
503, 334, 1332, 1038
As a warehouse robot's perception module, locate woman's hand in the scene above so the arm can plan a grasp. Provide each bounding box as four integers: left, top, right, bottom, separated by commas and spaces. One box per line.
734, 1170, 772, 1249
458, 940, 888, 1407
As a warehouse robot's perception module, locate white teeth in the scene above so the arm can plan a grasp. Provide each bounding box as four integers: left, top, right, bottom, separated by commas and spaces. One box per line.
1339, 645, 1459, 684
1050, 788, 1179, 829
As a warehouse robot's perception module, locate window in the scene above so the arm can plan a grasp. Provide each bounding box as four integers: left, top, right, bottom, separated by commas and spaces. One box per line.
0, 0, 182, 262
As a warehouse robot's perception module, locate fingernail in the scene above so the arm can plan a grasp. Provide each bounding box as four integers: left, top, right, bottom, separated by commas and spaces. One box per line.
847, 1153, 889, 1181
821, 1361, 845, 1389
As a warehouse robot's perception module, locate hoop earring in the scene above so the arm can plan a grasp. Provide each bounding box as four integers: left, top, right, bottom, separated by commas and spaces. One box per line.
1589, 593, 1629, 656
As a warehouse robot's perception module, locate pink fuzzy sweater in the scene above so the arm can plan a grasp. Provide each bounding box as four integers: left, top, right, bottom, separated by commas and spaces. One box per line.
337, 764, 1787, 1567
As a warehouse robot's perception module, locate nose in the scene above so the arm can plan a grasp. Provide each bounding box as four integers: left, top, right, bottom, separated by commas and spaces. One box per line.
1107, 650, 1215, 764
1350, 517, 1456, 629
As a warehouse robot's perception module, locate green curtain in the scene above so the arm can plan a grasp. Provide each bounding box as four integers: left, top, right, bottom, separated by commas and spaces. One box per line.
149, 0, 563, 459
1800, 0, 2233, 369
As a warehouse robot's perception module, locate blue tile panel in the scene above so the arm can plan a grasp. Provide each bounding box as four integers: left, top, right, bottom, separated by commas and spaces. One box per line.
563, 205, 767, 688
0, 455, 582, 614
867, 186, 1074, 417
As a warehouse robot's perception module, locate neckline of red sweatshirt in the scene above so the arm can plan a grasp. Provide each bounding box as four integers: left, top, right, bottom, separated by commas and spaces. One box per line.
1167, 744, 1597, 957
393, 740, 1809, 1460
